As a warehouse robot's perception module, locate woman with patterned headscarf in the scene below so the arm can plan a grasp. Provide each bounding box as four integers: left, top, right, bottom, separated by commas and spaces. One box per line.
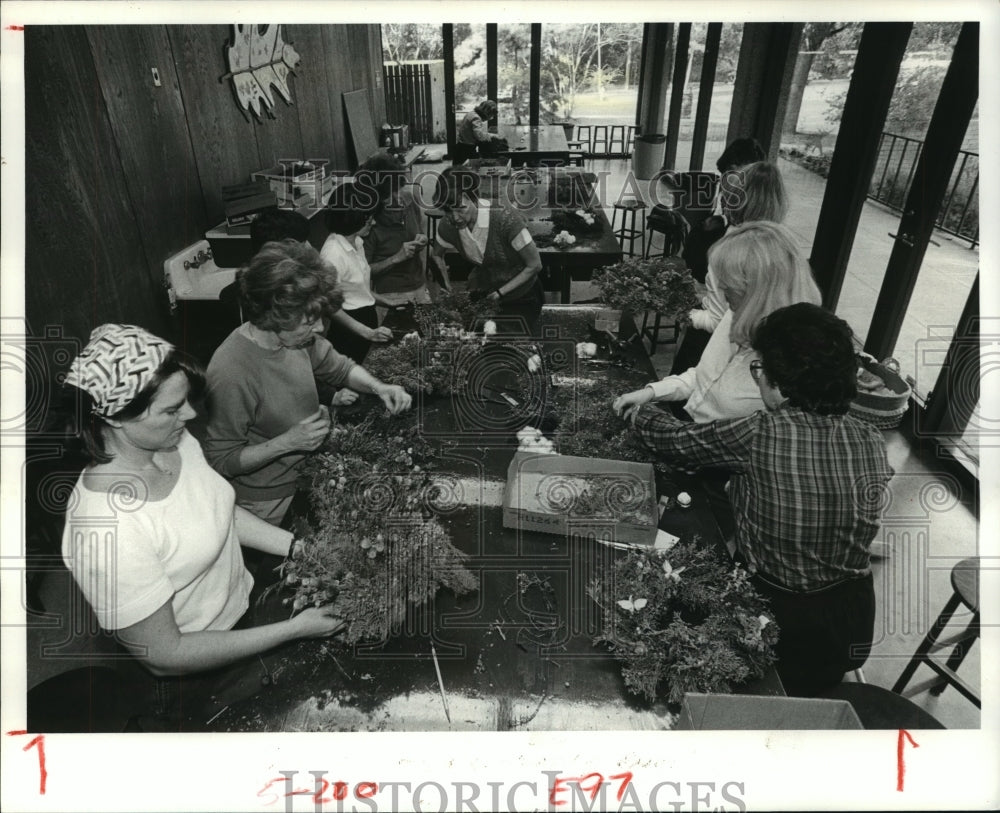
61, 324, 344, 715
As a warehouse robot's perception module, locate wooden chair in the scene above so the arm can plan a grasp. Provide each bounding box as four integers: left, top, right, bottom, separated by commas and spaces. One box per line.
892, 557, 980, 708
591, 125, 609, 158
608, 125, 627, 158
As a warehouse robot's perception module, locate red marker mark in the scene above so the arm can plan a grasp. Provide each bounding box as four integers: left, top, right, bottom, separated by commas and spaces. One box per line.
896, 729, 919, 791
6, 731, 46, 794
7, 25, 25, 31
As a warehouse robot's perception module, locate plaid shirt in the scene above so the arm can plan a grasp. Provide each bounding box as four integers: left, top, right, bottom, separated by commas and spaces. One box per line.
634, 403, 894, 591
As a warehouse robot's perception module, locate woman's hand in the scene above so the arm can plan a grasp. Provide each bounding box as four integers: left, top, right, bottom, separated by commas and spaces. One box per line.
612, 388, 654, 421
278, 408, 331, 453
393, 244, 418, 264
291, 605, 346, 638
375, 383, 413, 414
330, 388, 359, 407
368, 326, 394, 343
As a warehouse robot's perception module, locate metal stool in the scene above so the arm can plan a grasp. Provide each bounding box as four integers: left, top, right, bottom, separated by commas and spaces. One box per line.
625, 125, 637, 155
611, 199, 646, 256
608, 125, 627, 158
892, 557, 980, 708
574, 125, 592, 156
566, 141, 586, 167
591, 125, 609, 158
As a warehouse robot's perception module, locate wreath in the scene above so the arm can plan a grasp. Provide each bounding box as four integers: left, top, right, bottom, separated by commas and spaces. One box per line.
591, 256, 699, 319
588, 542, 779, 705
279, 411, 478, 645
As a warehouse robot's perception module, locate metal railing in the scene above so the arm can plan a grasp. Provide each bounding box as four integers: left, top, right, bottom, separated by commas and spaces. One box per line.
870, 131, 979, 248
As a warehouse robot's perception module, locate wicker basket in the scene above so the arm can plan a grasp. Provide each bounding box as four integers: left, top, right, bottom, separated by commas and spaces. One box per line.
849, 356, 911, 430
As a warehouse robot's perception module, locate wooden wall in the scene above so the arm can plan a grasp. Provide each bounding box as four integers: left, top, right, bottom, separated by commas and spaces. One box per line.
24, 24, 386, 352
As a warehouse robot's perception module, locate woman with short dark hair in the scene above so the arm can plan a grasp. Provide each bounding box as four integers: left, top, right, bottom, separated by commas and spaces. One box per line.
320, 191, 394, 362
355, 152, 431, 314
204, 239, 411, 525
61, 324, 344, 696
431, 166, 544, 334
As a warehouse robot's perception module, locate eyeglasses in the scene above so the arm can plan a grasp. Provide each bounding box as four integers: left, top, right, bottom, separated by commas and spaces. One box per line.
749, 360, 764, 383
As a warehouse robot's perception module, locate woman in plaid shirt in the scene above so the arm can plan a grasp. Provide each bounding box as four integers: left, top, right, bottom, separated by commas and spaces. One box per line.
631, 303, 894, 696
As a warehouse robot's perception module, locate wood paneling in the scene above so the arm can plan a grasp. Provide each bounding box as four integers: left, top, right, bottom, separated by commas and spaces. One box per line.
86, 26, 208, 286
251, 68, 305, 170
25, 24, 384, 350
166, 24, 264, 224
25, 26, 167, 344
323, 26, 363, 168
285, 26, 339, 168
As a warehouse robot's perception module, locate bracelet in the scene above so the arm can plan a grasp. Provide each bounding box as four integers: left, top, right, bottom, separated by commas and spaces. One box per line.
494, 287, 504, 298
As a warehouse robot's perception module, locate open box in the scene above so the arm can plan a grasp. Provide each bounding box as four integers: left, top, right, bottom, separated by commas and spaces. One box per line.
502, 451, 658, 547
674, 693, 864, 730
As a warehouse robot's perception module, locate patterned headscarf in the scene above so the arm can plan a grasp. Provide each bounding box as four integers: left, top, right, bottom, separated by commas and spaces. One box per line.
64, 324, 173, 417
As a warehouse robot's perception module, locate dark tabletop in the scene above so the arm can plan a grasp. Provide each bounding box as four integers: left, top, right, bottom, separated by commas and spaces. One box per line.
498, 124, 571, 166
206, 307, 780, 733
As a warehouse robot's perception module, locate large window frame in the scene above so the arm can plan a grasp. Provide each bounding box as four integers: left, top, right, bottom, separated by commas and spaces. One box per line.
436, 20, 981, 456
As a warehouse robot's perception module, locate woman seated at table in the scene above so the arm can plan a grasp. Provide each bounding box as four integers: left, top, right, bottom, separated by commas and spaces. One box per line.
60, 325, 344, 715
454, 99, 506, 163
613, 221, 820, 424
204, 239, 411, 526
669, 161, 790, 376
319, 191, 394, 363
431, 166, 544, 335
355, 152, 431, 316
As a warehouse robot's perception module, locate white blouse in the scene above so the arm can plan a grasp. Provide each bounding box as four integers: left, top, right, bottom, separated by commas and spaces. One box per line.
647, 310, 764, 422
320, 233, 376, 310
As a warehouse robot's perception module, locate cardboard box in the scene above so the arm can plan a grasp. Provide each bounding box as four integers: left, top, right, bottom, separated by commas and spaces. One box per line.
502, 452, 658, 547
674, 693, 864, 730
252, 163, 331, 206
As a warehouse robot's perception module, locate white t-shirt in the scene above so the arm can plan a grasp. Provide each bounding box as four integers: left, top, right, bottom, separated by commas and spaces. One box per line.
61, 431, 253, 633
320, 233, 376, 310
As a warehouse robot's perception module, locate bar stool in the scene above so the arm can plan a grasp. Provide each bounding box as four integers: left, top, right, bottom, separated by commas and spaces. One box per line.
566, 141, 586, 167
892, 557, 980, 708
625, 125, 637, 156
639, 312, 681, 350
608, 125, 627, 158
574, 125, 592, 156
644, 206, 688, 258
591, 125, 609, 158
611, 198, 646, 256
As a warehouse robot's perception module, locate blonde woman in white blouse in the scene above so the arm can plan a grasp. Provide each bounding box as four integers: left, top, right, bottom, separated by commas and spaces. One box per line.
614, 221, 821, 423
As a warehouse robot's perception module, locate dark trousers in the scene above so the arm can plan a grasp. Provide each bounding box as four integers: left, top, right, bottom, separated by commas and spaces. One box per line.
493, 278, 545, 336
328, 304, 378, 363
752, 572, 876, 697
669, 325, 712, 376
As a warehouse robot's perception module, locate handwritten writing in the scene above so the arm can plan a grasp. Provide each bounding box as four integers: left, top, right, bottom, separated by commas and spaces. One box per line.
6, 731, 47, 795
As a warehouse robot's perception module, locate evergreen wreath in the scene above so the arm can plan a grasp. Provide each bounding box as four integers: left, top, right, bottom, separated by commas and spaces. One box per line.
588, 541, 779, 705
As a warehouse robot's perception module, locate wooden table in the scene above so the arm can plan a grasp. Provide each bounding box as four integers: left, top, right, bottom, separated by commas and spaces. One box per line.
498, 124, 571, 167
204, 306, 781, 733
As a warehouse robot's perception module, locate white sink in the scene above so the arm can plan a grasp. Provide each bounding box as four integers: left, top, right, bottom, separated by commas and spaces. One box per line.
163, 239, 237, 303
